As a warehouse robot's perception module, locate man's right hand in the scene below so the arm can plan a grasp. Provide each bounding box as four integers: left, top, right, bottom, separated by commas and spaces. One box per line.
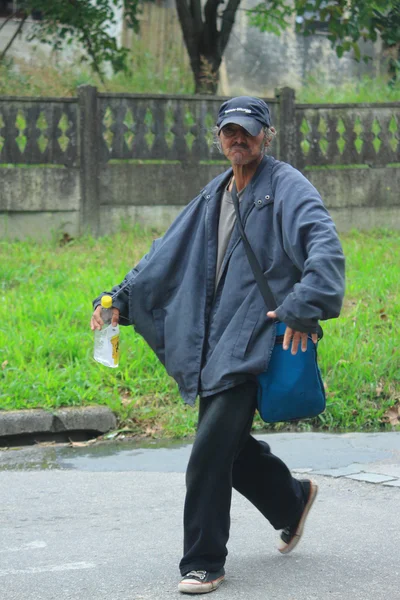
90, 305, 120, 330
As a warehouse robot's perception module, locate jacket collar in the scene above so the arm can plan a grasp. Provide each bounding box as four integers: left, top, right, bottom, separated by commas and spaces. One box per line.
201, 168, 232, 200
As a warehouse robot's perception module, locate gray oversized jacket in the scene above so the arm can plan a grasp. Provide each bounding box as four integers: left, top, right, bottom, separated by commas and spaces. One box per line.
93, 155, 345, 405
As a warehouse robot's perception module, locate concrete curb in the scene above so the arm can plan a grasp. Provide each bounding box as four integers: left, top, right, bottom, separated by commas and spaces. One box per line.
0, 406, 117, 438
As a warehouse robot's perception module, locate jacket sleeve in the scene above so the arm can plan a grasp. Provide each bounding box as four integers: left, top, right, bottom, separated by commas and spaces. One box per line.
274, 168, 345, 333
92, 237, 163, 326
91, 185, 212, 325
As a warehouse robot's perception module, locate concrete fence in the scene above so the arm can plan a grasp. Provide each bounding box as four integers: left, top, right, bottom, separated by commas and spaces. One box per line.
0, 86, 399, 240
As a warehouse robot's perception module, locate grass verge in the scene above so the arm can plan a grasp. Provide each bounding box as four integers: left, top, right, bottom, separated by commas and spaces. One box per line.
1, 228, 399, 437
0, 43, 194, 97
296, 73, 400, 103
1, 55, 399, 103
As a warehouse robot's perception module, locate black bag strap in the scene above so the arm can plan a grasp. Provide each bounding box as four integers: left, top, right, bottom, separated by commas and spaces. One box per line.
231, 181, 277, 311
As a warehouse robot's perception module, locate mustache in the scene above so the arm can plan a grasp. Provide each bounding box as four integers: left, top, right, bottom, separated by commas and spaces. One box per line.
230, 143, 249, 150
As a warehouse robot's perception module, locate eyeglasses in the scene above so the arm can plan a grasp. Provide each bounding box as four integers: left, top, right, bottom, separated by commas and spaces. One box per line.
220, 125, 252, 138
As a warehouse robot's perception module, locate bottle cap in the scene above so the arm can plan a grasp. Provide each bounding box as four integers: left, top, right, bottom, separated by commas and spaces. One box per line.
101, 295, 112, 309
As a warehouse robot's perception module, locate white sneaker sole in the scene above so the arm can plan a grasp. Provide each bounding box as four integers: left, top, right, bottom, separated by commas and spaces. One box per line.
278, 481, 318, 554
178, 575, 225, 594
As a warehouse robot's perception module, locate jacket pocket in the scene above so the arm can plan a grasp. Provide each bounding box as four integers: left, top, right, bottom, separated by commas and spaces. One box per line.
232, 304, 266, 360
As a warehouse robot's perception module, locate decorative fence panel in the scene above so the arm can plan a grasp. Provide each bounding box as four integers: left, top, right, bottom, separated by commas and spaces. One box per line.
0, 98, 78, 166
98, 94, 278, 163
295, 104, 399, 170
0, 86, 399, 239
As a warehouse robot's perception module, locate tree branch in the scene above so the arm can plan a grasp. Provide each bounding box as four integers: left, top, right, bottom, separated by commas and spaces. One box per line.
63, 0, 106, 83
190, 0, 203, 31
220, 0, 241, 54
0, 14, 27, 63
0, 11, 17, 34
204, 0, 220, 30
176, 0, 195, 50
176, 0, 202, 75
80, 26, 106, 84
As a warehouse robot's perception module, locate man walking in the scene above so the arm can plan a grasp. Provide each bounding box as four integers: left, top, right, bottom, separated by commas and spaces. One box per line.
91, 96, 345, 594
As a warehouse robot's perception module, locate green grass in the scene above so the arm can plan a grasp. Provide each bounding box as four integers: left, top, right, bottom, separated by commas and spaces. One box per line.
0, 41, 194, 97
1, 54, 399, 103
1, 228, 399, 437
296, 74, 400, 104
315, 229, 400, 431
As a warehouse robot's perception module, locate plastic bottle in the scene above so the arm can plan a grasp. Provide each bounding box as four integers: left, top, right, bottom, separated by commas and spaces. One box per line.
93, 295, 120, 368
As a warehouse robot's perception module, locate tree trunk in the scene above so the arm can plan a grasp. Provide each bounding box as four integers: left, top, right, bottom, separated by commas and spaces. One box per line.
194, 54, 220, 94
194, 69, 219, 94
175, 0, 241, 95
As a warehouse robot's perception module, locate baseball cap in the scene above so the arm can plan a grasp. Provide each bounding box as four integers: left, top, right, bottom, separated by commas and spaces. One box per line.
217, 96, 271, 136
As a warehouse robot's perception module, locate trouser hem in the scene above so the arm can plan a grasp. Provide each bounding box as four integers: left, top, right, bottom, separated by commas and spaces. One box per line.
180, 564, 226, 577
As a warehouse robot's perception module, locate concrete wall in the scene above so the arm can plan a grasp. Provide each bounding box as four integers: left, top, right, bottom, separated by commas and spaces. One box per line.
0, 19, 79, 65
222, 2, 382, 96
98, 163, 226, 235
0, 161, 228, 241
100, 163, 400, 235
2, 162, 399, 241
307, 167, 400, 232
224, 12, 380, 96
1, 88, 398, 241
0, 167, 80, 240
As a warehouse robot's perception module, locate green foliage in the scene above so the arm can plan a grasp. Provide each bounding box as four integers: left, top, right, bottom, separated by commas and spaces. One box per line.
373, 1, 400, 83
247, 0, 293, 34
0, 228, 399, 437
0, 0, 143, 79
248, 1, 400, 82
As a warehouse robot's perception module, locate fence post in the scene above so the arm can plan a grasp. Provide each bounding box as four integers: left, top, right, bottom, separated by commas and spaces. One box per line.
276, 87, 297, 167
78, 85, 100, 236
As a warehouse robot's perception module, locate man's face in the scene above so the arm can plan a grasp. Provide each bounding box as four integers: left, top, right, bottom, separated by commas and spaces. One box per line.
219, 124, 265, 166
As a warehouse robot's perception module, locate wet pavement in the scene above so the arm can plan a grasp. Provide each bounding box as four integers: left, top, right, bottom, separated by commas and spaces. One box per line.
2, 432, 400, 484
1, 432, 400, 600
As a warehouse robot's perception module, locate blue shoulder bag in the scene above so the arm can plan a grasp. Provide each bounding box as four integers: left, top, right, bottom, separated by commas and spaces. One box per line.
231, 184, 326, 423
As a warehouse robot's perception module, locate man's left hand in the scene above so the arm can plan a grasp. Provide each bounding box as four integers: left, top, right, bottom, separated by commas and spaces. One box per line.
267, 311, 318, 355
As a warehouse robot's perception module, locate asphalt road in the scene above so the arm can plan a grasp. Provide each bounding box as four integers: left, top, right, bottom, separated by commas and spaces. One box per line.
1, 432, 400, 600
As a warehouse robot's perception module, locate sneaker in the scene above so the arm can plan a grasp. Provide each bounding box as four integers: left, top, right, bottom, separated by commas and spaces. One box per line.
178, 569, 225, 594
278, 480, 318, 554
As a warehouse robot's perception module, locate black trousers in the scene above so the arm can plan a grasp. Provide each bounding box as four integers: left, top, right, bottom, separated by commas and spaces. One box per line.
179, 381, 306, 575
